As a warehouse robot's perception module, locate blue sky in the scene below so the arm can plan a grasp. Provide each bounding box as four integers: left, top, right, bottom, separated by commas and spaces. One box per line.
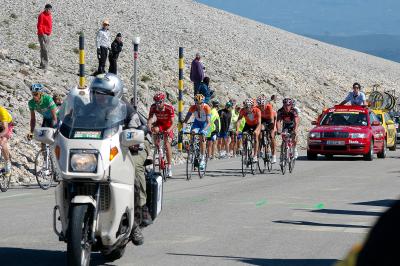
197, 0, 400, 36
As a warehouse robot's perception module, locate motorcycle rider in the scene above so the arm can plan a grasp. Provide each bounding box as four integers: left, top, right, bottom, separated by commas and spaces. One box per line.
88, 73, 152, 246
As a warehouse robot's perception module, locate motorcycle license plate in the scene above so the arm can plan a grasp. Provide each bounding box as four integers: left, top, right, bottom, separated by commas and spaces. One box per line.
326, 140, 345, 145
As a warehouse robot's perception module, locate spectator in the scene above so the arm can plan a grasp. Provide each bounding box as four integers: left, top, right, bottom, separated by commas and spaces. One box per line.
339, 82, 367, 106
270, 94, 277, 109
190, 52, 205, 95
109, 33, 123, 74
218, 101, 232, 158
197, 77, 213, 104
37, 4, 52, 70
95, 19, 111, 75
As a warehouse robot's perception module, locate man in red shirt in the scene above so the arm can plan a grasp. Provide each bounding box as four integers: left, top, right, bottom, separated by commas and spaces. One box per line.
37, 4, 52, 70
257, 95, 277, 163
147, 92, 175, 177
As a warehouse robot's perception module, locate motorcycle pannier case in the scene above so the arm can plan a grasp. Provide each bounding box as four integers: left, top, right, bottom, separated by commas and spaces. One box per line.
146, 172, 163, 220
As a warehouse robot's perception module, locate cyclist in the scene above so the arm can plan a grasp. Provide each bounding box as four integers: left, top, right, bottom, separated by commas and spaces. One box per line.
276, 98, 300, 159
0, 106, 13, 177
207, 100, 220, 159
236, 98, 262, 162
182, 94, 211, 170
218, 101, 232, 158
52, 94, 63, 107
147, 92, 175, 177
257, 95, 277, 163
339, 82, 367, 106
27, 84, 58, 141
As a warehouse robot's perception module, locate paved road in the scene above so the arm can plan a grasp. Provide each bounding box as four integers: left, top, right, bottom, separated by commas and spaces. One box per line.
1, 151, 400, 266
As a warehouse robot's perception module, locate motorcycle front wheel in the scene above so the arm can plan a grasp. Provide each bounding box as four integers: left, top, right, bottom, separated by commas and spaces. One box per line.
67, 204, 93, 266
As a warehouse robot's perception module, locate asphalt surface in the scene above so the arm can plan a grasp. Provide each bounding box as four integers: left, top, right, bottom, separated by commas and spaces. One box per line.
1, 150, 400, 266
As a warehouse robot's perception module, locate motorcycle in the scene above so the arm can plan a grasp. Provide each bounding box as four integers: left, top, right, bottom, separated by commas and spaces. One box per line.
34, 86, 163, 265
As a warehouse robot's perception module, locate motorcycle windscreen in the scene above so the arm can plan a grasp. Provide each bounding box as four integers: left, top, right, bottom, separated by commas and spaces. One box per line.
58, 92, 127, 139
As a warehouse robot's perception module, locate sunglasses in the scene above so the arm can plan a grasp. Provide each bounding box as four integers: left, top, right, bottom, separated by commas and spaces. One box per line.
155, 101, 164, 105
32, 92, 41, 96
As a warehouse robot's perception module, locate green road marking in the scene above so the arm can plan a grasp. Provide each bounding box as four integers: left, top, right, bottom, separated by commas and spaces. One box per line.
288, 202, 325, 210
256, 199, 267, 207
192, 197, 207, 203
314, 203, 325, 209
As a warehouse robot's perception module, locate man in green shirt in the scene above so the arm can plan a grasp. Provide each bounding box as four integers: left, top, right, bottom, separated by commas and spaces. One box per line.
27, 84, 58, 140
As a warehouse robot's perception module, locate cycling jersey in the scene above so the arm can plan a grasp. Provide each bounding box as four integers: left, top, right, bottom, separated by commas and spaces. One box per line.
239, 107, 261, 126
277, 107, 298, 124
148, 103, 175, 129
259, 104, 274, 120
229, 109, 239, 131
209, 108, 220, 133
28, 94, 57, 120
218, 108, 231, 133
0, 106, 12, 123
188, 103, 211, 122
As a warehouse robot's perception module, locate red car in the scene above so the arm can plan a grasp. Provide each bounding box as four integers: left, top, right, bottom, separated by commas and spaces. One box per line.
307, 105, 386, 160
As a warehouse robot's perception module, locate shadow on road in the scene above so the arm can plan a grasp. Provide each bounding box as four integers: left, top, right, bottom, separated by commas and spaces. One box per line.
352, 199, 397, 207
311, 208, 382, 216
0, 248, 113, 266
167, 253, 337, 266
273, 220, 371, 229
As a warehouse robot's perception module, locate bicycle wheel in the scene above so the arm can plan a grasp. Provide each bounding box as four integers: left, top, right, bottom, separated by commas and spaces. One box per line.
0, 171, 10, 192
153, 149, 167, 182
288, 146, 296, 173
198, 154, 207, 179
35, 149, 54, 190
280, 142, 287, 175
186, 147, 195, 181
248, 138, 256, 175
241, 139, 248, 177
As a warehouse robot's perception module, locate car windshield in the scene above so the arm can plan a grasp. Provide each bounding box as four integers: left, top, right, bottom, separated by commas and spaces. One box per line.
58, 92, 127, 139
376, 114, 383, 124
320, 112, 368, 126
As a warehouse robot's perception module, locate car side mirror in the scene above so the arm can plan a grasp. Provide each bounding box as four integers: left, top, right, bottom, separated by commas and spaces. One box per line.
311, 121, 317, 125
387, 120, 394, 125
371, 121, 381, 126
34, 127, 56, 145
120, 129, 144, 147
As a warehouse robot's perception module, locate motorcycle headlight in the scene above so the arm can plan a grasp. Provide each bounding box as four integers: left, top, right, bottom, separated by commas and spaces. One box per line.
349, 133, 367, 139
309, 132, 321, 138
70, 150, 98, 173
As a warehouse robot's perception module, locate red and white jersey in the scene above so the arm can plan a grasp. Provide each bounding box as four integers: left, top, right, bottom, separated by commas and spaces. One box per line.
148, 103, 175, 128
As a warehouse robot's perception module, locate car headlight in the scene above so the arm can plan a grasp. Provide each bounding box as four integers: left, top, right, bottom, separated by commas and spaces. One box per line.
309, 132, 321, 138
70, 150, 98, 173
349, 133, 367, 139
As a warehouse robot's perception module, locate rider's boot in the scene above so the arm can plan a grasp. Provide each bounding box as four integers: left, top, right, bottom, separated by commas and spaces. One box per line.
199, 155, 206, 170
131, 223, 144, 246
272, 155, 277, 164
141, 205, 153, 227
166, 166, 172, 178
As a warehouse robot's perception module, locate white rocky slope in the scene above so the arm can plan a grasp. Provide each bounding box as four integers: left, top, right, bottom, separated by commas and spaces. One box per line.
0, 0, 399, 183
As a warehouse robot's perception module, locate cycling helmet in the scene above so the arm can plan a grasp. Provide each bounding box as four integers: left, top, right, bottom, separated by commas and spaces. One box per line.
30, 83, 45, 93
194, 94, 205, 103
90, 73, 124, 99
211, 99, 220, 107
244, 98, 254, 108
225, 101, 233, 109
283, 98, 293, 106
256, 95, 268, 106
153, 92, 166, 102
229, 98, 237, 106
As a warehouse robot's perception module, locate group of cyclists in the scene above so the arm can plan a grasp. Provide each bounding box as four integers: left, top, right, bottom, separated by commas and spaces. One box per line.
146, 91, 300, 178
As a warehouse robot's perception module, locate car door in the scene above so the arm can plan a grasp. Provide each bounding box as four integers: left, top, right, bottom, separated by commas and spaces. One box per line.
369, 112, 384, 150
384, 113, 396, 146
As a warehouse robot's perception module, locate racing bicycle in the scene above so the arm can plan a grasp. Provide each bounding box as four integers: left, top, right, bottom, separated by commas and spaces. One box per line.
258, 126, 273, 173
0, 147, 11, 192
241, 129, 257, 177
34, 144, 55, 190
185, 130, 207, 180
152, 132, 168, 182
279, 129, 296, 175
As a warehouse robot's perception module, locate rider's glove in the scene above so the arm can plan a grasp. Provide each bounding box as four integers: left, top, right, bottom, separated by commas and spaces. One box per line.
26, 132, 33, 141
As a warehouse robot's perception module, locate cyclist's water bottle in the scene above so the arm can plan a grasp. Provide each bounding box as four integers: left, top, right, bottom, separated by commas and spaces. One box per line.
159, 146, 164, 158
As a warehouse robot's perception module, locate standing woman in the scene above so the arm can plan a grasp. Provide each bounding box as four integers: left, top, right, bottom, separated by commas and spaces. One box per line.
95, 19, 111, 75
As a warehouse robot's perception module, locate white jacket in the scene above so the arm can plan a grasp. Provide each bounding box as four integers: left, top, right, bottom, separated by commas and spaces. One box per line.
96, 28, 111, 49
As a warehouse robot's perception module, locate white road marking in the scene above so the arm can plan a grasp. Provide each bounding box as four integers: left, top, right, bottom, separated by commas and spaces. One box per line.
0, 193, 33, 200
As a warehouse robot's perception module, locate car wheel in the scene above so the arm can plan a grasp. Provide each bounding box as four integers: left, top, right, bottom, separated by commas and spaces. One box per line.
364, 140, 374, 161
377, 139, 387, 158
307, 151, 317, 160
389, 138, 397, 151
325, 154, 333, 160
